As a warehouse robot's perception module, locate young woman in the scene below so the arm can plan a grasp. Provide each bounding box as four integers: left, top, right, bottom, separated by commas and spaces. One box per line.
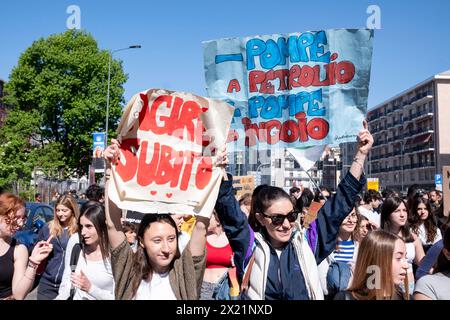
380, 196, 425, 295
0, 193, 53, 300
318, 208, 360, 298
56, 202, 114, 300
200, 211, 237, 300
334, 230, 409, 300
214, 122, 373, 300
355, 213, 371, 241
35, 195, 79, 299
103, 139, 221, 300
408, 195, 442, 252
414, 228, 450, 300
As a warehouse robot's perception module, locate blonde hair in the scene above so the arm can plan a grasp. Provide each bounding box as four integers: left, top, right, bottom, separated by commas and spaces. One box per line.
49, 195, 79, 237
347, 230, 408, 300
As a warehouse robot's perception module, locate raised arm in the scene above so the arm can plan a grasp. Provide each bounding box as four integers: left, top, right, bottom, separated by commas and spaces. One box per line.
12, 236, 53, 299
189, 215, 210, 257
349, 120, 373, 180
314, 121, 373, 264
103, 139, 126, 249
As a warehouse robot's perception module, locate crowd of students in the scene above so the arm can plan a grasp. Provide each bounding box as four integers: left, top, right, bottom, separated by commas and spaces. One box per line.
1, 122, 449, 300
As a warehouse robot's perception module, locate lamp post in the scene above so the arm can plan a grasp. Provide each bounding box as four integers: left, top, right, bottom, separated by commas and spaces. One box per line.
105, 45, 141, 145
400, 141, 404, 195
256, 162, 271, 185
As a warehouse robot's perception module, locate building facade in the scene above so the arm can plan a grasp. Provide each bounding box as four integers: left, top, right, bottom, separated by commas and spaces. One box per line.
367, 70, 450, 192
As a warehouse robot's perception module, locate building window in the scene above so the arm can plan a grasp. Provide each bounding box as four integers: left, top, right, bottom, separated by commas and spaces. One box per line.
419, 170, 424, 181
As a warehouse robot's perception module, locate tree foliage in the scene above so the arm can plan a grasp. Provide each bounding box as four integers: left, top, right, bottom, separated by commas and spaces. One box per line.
3, 29, 127, 180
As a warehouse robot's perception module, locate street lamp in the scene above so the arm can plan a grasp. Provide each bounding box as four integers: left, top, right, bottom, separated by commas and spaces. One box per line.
256, 162, 271, 185
105, 45, 141, 145
400, 141, 404, 195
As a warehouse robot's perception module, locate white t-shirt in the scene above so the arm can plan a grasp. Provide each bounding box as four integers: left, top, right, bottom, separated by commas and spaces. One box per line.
414, 271, 450, 300
417, 224, 442, 246
134, 272, 177, 300
357, 206, 380, 227
55, 234, 115, 300
72, 256, 115, 300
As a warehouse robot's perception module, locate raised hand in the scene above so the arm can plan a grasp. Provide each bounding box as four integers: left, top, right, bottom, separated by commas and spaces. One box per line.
103, 138, 121, 166
29, 235, 54, 264
357, 120, 374, 155
215, 145, 229, 168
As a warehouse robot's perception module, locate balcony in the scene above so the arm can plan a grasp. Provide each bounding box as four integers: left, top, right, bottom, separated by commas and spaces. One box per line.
404, 127, 434, 138
404, 142, 435, 154
406, 162, 436, 169
411, 94, 433, 106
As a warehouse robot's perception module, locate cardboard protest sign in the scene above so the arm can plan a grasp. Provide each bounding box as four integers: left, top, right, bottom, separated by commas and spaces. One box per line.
203, 29, 373, 161
108, 89, 234, 217
232, 175, 255, 198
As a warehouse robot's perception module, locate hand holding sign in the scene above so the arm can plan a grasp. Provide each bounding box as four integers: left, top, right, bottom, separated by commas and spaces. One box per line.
107, 89, 234, 217
103, 138, 121, 166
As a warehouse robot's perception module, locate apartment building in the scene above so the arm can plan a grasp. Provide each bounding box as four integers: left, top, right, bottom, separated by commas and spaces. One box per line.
367, 70, 450, 192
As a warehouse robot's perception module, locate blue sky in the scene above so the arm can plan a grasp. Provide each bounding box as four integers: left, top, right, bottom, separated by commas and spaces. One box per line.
1, 0, 449, 109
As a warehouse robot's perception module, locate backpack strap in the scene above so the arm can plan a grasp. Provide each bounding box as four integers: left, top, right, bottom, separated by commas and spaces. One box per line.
70, 243, 82, 271
240, 253, 255, 294
68, 243, 82, 299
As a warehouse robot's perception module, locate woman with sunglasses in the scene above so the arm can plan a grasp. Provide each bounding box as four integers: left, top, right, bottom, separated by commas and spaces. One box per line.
215, 122, 373, 300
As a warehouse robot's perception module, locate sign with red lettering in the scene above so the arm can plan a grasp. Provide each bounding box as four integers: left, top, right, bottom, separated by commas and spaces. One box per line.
203, 29, 373, 158
108, 89, 234, 216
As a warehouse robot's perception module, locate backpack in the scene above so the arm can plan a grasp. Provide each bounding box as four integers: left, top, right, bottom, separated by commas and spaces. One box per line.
326, 261, 352, 299
67, 243, 82, 300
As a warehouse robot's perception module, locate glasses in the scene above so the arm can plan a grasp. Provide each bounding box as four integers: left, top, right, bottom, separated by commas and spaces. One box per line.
260, 210, 299, 226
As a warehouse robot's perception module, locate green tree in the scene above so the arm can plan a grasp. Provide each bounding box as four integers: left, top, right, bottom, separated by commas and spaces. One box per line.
4, 29, 127, 177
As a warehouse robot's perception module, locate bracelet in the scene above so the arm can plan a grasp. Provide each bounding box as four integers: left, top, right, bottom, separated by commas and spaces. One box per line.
27, 260, 39, 270
353, 157, 365, 173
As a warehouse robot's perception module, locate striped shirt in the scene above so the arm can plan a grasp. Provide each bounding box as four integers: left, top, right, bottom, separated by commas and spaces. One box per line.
332, 240, 355, 263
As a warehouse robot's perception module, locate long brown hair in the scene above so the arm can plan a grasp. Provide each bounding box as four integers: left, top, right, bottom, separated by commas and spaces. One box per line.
347, 230, 409, 300
49, 195, 79, 237
381, 196, 414, 243
409, 195, 438, 244
78, 202, 109, 260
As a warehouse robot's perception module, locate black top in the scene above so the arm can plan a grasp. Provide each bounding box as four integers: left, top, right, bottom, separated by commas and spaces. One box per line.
0, 239, 16, 298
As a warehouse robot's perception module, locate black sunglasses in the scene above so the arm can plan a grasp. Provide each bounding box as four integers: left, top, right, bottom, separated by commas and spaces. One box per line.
260, 210, 299, 226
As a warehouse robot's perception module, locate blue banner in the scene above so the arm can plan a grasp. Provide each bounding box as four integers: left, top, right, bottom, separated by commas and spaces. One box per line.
92, 132, 105, 158
203, 29, 374, 151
